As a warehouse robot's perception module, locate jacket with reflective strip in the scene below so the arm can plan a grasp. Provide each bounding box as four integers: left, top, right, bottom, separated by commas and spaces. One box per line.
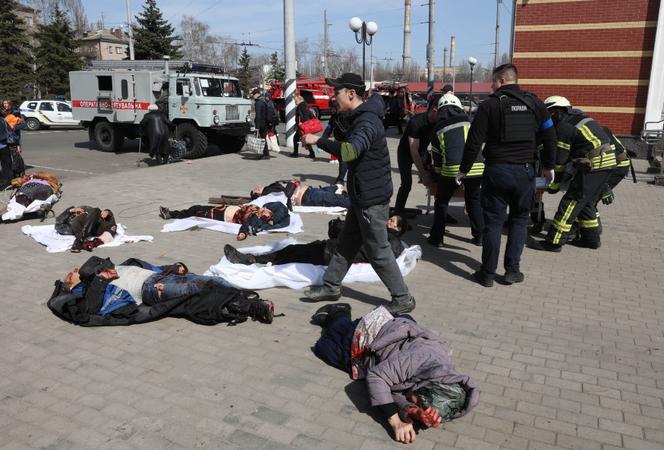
431, 114, 483, 177
554, 113, 616, 172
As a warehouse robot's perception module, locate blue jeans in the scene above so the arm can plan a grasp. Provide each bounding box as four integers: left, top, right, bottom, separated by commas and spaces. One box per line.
301, 186, 351, 208
141, 273, 230, 305
480, 163, 535, 277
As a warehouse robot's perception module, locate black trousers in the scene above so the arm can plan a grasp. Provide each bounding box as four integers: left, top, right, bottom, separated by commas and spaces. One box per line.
256, 240, 329, 266
546, 169, 611, 246
170, 205, 226, 221
0, 147, 13, 187
429, 175, 483, 244
394, 144, 415, 213
258, 128, 269, 157
293, 131, 314, 158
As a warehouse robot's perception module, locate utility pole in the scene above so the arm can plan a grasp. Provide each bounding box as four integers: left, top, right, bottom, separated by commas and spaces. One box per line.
125, 0, 134, 60
443, 47, 448, 83
426, 0, 435, 100
494, 0, 501, 67
402, 0, 411, 75
450, 36, 456, 91
283, 0, 297, 149
509, 0, 516, 61
322, 10, 329, 77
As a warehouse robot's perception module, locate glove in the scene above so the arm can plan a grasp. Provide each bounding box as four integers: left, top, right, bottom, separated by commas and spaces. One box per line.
601, 190, 614, 205
547, 182, 560, 195
454, 172, 466, 186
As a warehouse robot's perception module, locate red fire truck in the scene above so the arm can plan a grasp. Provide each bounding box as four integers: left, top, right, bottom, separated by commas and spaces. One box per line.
269, 77, 333, 121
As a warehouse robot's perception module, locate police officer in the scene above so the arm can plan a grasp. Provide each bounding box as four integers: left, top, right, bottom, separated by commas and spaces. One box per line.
534, 96, 617, 251
392, 98, 437, 215
302, 73, 415, 314
458, 64, 556, 287
428, 94, 484, 247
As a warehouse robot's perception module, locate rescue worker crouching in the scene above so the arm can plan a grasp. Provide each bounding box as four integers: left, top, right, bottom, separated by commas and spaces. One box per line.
533, 96, 617, 251
428, 94, 484, 248
458, 64, 556, 287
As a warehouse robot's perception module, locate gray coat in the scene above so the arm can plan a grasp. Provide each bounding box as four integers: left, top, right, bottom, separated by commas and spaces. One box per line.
365, 317, 479, 419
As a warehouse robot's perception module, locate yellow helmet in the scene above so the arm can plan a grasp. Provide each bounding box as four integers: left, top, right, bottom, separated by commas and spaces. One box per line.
544, 95, 572, 110
437, 93, 462, 109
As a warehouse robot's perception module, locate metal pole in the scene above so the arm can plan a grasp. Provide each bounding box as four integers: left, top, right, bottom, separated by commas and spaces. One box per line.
494, 0, 500, 67
370, 41, 374, 90
469, 66, 474, 116
284, 0, 297, 149
426, 0, 435, 100
509, 0, 517, 61
323, 10, 328, 77
126, 0, 134, 60
362, 23, 366, 81
443, 47, 448, 83
402, 0, 411, 74
450, 36, 456, 90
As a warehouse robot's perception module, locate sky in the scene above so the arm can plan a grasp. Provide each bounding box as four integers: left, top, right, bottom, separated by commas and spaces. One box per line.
82, 0, 515, 69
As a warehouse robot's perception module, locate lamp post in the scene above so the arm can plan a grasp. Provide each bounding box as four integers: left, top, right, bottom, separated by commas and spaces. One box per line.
349, 17, 378, 82
468, 56, 477, 115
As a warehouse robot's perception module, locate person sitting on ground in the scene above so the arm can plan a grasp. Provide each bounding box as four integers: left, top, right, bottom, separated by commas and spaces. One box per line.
224, 215, 407, 267
54, 256, 274, 325
158, 201, 290, 241
250, 178, 350, 209
55, 206, 118, 253
311, 304, 479, 444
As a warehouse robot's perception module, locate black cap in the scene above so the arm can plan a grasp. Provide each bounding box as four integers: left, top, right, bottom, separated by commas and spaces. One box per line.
441, 84, 453, 93
325, 73, 365, 94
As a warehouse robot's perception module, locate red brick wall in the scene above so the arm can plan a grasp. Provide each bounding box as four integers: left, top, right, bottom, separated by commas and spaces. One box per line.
513, 0, 660, 135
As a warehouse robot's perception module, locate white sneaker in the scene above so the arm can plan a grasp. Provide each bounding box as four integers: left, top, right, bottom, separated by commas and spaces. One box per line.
329, 159, 339, 164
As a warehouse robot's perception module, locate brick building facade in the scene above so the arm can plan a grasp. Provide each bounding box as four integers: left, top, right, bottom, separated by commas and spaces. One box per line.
512, 0, 660, 136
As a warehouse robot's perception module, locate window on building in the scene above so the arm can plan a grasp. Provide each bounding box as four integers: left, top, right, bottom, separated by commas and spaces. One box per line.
116, 47, 123, 54
97, 76, 112, 91
57, 103, 72, 112
39, 102, 54, 111
25, 17, 33, 26
108, 45, 113, 54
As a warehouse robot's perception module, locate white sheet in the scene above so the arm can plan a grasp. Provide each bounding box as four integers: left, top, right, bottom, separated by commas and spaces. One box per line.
292, 205, 346, 215
161, 192, 303, 235
204, 238, 422, 290
21, 223, 153, 253
1, 194, 59, 221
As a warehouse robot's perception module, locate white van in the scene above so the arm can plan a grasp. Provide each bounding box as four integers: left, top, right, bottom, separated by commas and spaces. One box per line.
19, 100, 81, 130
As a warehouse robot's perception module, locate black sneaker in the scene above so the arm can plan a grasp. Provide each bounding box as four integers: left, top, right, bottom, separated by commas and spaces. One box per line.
71, 238, 83, 253
250, 300, 274, 324
159, 206, 171, 220
387, 296, 416, 315
570, 238, 601, 249
310, 303, 351, 327
427, 236, 443, 248
502, 271, 525, 285
471, 236, 482, 246
224, 244, 256, 265
472, 270, 494, 287
303, 285, 342, 302
529, 239, 562, 252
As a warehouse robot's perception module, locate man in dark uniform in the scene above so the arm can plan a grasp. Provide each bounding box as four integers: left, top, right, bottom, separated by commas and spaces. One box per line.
302, 73, 415, 314
392, 99, 437, 214
251, 88, 270, 160
139, 104, 171, 165
458, 64, 556, 287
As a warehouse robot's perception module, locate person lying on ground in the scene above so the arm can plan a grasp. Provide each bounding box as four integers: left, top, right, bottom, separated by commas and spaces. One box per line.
158, 201, 290, 240
224, 215, 407, 267
1, 172, 61, 221
54, 256, 274, 325
311, 304, 478, 444
55, 206, 118, 253
250, 178, 350, 209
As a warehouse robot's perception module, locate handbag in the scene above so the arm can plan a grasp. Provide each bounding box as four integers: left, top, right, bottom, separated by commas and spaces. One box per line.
266, 133, 280, 152
299, 118, 323, 135
245, 132, 266, 154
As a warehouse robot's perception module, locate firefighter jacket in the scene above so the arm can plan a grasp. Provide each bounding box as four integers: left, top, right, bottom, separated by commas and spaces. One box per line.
431, 106, 483, 178
604, 127, 630, 169
553, 111, 616, 176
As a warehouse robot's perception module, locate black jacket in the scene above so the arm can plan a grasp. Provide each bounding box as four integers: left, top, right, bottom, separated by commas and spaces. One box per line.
139, 111, 171, 155
254, 98, 268, 130
460, 84, 556, 172
316, 94, 392, 207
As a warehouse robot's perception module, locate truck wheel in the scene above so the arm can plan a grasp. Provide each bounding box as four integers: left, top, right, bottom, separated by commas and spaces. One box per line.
94, 121, 123, 152
26, 117, 41, 131
217, 135, 245, 153
176, 122, 208, 158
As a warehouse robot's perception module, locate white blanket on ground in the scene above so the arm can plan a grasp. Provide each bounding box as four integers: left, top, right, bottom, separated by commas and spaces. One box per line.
1, 194, 59, 221
292, 205, 346, 215
21, 224, 153, 253
204, 238, 422, 290
161, 192, 303, 235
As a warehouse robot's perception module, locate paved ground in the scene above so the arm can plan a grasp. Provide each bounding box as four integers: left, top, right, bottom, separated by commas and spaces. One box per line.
1, 129, 663, 450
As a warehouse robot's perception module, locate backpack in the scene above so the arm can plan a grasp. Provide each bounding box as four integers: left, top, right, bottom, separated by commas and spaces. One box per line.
179, 284, 274, 326
265, 100, 278, 125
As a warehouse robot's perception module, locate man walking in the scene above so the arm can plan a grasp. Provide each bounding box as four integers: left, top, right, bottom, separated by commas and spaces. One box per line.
458, 64, 556, 287
302, 73, 415, 314
251, 88, 270, 160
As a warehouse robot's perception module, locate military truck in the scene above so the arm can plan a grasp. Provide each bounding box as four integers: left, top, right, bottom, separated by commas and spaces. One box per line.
69, 59, 253, 158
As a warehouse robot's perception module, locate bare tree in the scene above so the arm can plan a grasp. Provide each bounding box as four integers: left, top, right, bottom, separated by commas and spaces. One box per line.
179, 15, 220, 64
32, 0, 88, 35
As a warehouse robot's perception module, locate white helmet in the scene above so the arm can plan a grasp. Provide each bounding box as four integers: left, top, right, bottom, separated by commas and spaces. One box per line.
437, 93, 462, 109
544, 95, 572, 110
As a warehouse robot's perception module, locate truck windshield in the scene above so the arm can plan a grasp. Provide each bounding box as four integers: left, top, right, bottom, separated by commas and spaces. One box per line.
198, 78, 241, 98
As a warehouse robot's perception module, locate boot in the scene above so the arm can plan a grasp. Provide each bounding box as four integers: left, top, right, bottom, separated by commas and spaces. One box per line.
224, 244, 256, 265
159, 206, 171, 220
303, 285, 342, 302
387, 296, 416, 315
71, 238, 84, 253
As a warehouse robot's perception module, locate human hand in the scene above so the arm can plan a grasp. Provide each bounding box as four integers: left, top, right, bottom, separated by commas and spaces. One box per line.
408, 406, 442, 428
455, 172, 466, 186
70, 207, 85, 214
16, 145, 22, 155
303, 134, 319, 145
98, 268, 118, 280
543, 168, 555, 184
388, 413, 416, 444
420, 172, 434, 189
601, 190, 614, 205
